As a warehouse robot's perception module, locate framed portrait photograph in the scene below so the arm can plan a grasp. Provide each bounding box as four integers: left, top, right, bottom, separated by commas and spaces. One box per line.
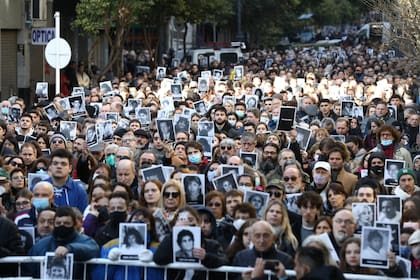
384, 159, 405, 187
160, 96, 175, 113
141, 165, 166, 182
377, 195, 402, 224
35, 82, 48, 99
182, 174, 205, 205
376, 222, 400, 255
136, 65, 150, 75
43, 105, 58, 121
96, 120, 114, 142
177, 70, 188, 80
172, 226, 201, 263
99, 81, 112, 94
44, 252, 73, 280
71, 87, 85, 95
68, 95, 86, 117
193, 100, 207, 116
253, 88, 263, 99
183, 108, 195, 116
198, 77, 209, 93
360, 226, 391, 269
126, 99, 142, 116
173, 114, 190, 135
157, 109, 170, 119
213, 69, 223, 81
264, 58, 274, 69
105, 112, 119, 122
196, 136, 213, 159
119, 223, 147, 260
234, 65, 244, 81
171, 84, 183, 100
239, 152, 258, 169
59, 121, 77, 141
221, 164, 244, 177
156, 67, 166, 81
352, 106, 364, 120
243, 190, 269, 218
223, 95, 236, 105
341, 101, 354, 117
136, 107, 151, 125
352, 203, 375, 234
28, 172, 50, 191
295, 125, 312, 151
285, 193, 302, 215
197, 121, 214, 137
19, 226, 35, 251
212, 172, 238, 193
330, 134, 346, 143
156, 119, 175, 142
85, 125, 98, 147
277, 106, 296, 131
58, 97, 70, 111
245, 95, 259, 109
387, 105, 397, 120
201, 71, 211, 78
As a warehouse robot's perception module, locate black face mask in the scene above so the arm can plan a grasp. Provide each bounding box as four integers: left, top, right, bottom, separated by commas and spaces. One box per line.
109, 211, 127, 225
53, 226, 75, 239
318, 154, 328, 162
370, 166, 384, 176
97, 206, 109, 223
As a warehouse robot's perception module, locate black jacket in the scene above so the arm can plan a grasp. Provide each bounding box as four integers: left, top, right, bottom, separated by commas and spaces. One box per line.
153, 233, 228, 280
0, 216, 23, 276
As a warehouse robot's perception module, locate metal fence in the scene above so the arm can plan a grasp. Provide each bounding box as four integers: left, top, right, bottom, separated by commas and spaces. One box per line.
0, 256, 414, 280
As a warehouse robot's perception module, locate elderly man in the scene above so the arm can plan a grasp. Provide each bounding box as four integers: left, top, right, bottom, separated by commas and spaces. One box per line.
331, 208, 356, 252
307, 161, 331, 202
32, 181, 55, 210
394, 168, 420, 200
116, 159, 140, 199
233, 220, 294, 280
218, 138, 237, 164
36, 208, 56, 240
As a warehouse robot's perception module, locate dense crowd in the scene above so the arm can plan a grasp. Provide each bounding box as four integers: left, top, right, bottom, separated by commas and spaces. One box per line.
0, 42, 419, 279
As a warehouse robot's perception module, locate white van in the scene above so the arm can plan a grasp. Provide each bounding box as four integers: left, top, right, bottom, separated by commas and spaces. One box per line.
187, 47, 243, 68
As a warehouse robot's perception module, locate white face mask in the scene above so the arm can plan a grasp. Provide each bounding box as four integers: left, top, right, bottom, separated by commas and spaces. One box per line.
228, 120, 236, 127
238, 185, 253, 193
233, 219, 245, 230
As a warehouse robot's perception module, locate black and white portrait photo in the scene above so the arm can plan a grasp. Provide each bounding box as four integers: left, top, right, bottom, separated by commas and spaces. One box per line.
171, 84, 183, 100
198, 77, 209, 93
72, 87, 85, 95
201, 71, 211, 78
239, 152, 258, 169
234, 65, 244, 81
126, 99, 142, 116
119, 223, 147, 260
35, 82, 48, 99
387, 105, 397, 120
213, 70, 223, 81
59, 121, 77, 141
352, 106, 364, 120
352, 203, 375, 234
8, 107, 22, 123
377, 195, 402, 224
384, 159, 405, 187
212, 172, 237, 193
244, 190, 269, 218
85, 125, 98, 147
360, 226, 391, 269
156, 67, 166, 81
330, 134, 346, 143
136, 65, 150, 75
106, 112, 119, 122
277, 106, 296, 131
196, 136, 213, 159
376, 222, 400, 255
341, 101, 354, 117
221, 164, 244, 177
161, 96, 175, 112
99, 81, 112, 94
157, 109, 170, 119
44, 252, 73, 280
136, 107, 151, 125
141, 165, 166, 182
174, 114, 190, 134
245, 95, 258, 109
157, 119, 175, 142
197, 121, 214, 137
295, 125, 312, 151
177, 70, 188, 80
96, 120, 114, 142
28, 173, 50, 191
58, 97, 70, 111
264, 58, 274, 69
43, 104, 58, 121
183, 108, 195, 116
172, 226, 201, 263
194, 101, 207, 116
182, 174, 205, 205
68, 95, 86, 116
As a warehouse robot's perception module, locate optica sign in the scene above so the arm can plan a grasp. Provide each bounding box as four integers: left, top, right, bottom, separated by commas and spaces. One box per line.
31, 28, 55, 45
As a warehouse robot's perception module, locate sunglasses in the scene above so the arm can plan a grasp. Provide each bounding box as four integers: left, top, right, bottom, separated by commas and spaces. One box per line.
283, 176, 298, 182
267, 191, 282, 198
163, 192, 180, 198
10, 161, 24, 168
208, 202, 222, 207
220, 146, 233, 151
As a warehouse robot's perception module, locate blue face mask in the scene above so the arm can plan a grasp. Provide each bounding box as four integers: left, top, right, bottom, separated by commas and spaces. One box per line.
106, 154, 115, 167
207, 170, 217, 182
235, 111, 245, 119
400, 245, 411, 259
272, 116, 279, 122
189, 154, 201, 164
381, 139, 393, 146
32, 198, 49, 210
1, 107, 8, 115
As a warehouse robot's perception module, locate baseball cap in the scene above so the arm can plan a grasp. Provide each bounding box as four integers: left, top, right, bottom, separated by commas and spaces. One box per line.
408, 229, 420, 245
314, 161, 331, 173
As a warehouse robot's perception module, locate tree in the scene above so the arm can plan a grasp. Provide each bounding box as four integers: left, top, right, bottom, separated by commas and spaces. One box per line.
73, 0, 153, 79
361, 0, 420, 71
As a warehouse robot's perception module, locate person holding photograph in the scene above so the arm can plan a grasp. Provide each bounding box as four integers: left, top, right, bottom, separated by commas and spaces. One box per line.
363, 230, 387, 260
121, 226, 144, 251
354, 204, 374, 229
46, 257, 68, 280
153, 206, 228, 280
385, 162, 400, 186
184, 176, 204, 204
248, 193, 265, 218
378, 198, 401, 224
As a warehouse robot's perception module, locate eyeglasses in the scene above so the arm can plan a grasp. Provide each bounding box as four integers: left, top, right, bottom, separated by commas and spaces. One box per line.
283, 176, 298, 182
16, 201, 30, 207
163, 192, 180, 198
333, 219, 354, 226
208, 202, 222, 207
52, 140, 64, 144
220, 146, 233, 151
36, 167, 47, 172
267, 191, 282, 198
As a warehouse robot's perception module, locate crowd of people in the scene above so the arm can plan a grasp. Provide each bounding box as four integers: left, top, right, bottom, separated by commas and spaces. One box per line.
0, 42, 419, 279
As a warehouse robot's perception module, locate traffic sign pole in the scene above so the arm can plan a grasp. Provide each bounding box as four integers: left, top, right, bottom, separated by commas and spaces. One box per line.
55, 12, 60, 95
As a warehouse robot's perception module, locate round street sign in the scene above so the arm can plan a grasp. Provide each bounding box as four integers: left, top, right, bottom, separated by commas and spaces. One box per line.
44, 38, 71, 69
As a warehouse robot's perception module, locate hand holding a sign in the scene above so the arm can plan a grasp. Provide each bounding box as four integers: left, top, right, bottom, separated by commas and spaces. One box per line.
192, 247, 206, 260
